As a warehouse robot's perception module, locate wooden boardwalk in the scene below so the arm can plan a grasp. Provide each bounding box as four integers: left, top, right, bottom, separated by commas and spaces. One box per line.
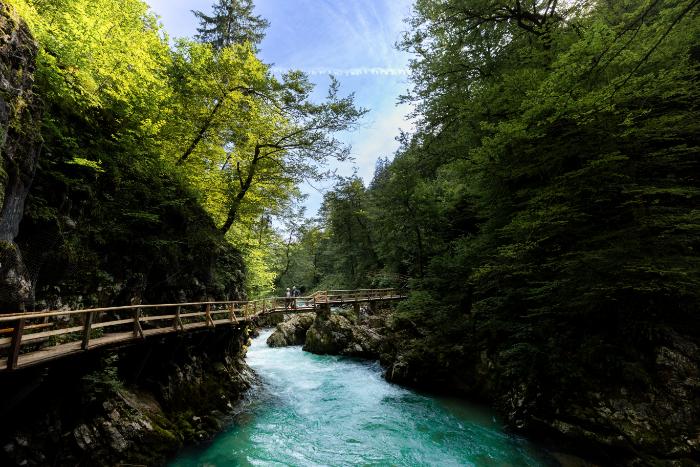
0, 289, 405, 372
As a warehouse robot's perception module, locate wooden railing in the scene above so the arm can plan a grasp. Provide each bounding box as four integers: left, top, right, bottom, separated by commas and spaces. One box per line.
0, 289, 405, 371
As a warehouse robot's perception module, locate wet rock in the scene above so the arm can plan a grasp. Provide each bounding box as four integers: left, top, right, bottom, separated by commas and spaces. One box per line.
303, 314, 354, 355
267, 312, 316, 347
303, 314, 385, 358
348, 325, 383, 357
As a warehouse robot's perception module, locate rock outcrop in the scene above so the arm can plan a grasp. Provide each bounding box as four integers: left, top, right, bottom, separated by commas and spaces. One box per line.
0, 2, 43, 309
303, 310, 386, 358
303, 314, 354, 354
266, 312, 315, 347
0, 326, 257, 466
381, 326, 700, 466
524, 332, 700, 465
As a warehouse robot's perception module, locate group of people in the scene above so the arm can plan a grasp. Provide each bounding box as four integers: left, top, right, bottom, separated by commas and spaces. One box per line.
284, 286, 301, 309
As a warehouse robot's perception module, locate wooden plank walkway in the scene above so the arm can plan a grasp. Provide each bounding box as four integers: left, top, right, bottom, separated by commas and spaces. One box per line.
0, 289, 405, 372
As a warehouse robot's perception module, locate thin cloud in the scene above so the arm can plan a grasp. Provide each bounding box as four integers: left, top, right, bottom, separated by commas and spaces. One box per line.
271, 66, 409, 77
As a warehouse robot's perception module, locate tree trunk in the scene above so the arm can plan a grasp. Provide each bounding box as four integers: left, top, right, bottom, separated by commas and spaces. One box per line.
219, 145, 261, 234
176, 98, 224, 166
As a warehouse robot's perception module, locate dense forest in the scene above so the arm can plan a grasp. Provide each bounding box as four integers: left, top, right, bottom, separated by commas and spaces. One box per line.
279, 0, 700, 463
0, 0, 698, 464
1, 0, 363, 309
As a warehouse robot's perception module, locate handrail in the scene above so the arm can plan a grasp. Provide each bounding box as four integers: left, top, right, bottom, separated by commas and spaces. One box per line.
0, 288, 406, 371
0, 300, 250, 322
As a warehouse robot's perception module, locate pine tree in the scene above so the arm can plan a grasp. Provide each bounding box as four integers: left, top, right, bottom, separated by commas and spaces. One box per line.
193, 0, 269, 50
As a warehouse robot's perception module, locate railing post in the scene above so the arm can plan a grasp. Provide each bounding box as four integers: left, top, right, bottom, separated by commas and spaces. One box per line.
7, 311, 25, 371
205, 303, 214, 327
82, 311, 94, 350
133, 308, 144, 338
173, 306, 185, 331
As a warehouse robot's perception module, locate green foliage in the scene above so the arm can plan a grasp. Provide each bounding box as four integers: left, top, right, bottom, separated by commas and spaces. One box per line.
7, 0, 245, 302
81, 355, 123, 403
193, 0, 269, 50
8, 0, 365, 300
309, 0, 700, 405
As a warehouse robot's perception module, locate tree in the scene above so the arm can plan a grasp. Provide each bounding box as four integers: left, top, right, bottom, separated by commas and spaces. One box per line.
361, 0, 700, 452
317, 176, 380, 287
166, 37, 365, 238
193, 0, 269, 50
216, 73, 367, 235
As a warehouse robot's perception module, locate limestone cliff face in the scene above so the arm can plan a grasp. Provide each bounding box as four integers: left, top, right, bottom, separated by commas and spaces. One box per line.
0, 2, 42, 308
0, 326, 257, 466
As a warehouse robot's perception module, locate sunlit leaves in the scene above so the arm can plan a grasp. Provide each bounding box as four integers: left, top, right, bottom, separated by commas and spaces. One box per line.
11, 0, 170, 114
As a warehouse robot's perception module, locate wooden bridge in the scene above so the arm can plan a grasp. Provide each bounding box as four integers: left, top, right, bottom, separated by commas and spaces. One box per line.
0, 289, 405, 372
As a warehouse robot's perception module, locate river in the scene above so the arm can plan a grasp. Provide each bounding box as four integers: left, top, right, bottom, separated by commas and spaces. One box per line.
170, 329, 555, 466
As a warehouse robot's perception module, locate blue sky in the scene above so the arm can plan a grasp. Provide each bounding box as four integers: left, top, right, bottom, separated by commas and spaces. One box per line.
146, 0, 414, 216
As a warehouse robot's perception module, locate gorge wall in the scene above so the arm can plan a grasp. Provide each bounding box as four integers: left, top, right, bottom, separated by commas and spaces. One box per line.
0, 1, 41, 309
0, 325, 256, 466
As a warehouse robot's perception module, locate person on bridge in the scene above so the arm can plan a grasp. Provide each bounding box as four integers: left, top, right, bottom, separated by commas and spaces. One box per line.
292, 286, 300, 309
285, 287, 292, 310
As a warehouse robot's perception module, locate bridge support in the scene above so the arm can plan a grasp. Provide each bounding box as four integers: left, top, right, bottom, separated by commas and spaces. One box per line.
7, 316, 24, 370
173, 306, 184, 331
81, 311, 94, 350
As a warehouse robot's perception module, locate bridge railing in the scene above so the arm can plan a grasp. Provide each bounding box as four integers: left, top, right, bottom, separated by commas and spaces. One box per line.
252, 289, 402, 311
0, 299, 255, 370
315, 288, 401, 304
0, 288, 406, 370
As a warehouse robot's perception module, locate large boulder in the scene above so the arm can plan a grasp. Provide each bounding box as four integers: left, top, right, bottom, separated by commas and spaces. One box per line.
303, 314, 384, 358
266, 313, 315, 347
303, 314, 353, 355
347, 325, 383, 358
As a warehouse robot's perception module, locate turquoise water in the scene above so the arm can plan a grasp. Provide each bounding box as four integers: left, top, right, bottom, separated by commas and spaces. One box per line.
170, 329, 553, 466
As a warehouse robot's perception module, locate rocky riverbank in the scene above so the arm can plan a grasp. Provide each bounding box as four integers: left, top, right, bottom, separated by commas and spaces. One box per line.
0, 325, 257, 466
266, 305, 699, 466
266, 305, 388, 359
379, 324, 700, 466
266, 312, 316, 347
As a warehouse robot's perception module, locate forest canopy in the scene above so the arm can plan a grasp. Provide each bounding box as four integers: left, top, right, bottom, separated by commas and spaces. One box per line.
8, 0, 364, 297
281, 0, 699, 405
